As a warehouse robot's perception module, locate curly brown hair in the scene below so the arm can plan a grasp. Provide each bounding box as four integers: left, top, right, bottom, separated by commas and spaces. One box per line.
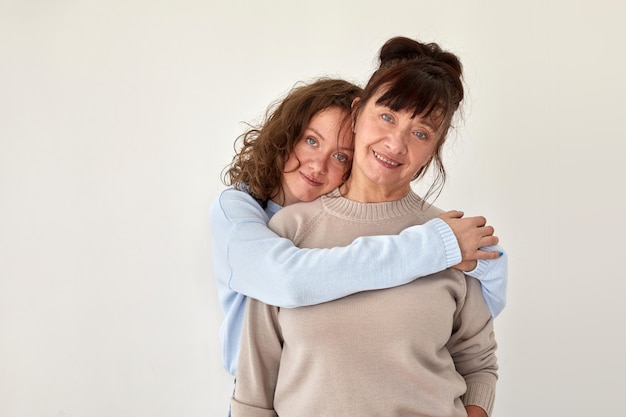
223, 78, 362, 207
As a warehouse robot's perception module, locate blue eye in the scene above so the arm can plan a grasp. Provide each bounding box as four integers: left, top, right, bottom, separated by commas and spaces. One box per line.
382, 114, 393, 122
306, 137, 318, 146
414, 131, 427, 139
333, 153, 349, 163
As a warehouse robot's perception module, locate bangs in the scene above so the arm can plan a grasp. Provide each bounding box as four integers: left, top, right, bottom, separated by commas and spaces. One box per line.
375, 67, 453, 130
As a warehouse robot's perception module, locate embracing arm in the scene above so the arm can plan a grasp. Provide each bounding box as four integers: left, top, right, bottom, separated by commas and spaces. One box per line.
210, 188, 461, 308
441, 211, 507, 317
211, 188, 505, 315
463, 246, 508, 317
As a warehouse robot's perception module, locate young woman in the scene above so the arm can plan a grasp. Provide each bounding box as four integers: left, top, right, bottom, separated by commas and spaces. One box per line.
231, 38, 501, 417
210, 79, 506, 379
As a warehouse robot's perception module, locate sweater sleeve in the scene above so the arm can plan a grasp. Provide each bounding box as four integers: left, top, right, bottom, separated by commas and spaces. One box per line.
465, 245, 508, 317
231, 298, 282, 417
447, 276, 499, 416
210, 188, 461, 308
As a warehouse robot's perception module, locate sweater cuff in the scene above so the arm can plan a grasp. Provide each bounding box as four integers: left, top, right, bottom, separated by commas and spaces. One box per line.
428, 218, 461, 268
230, 397, 276, 417
465, 259, 488, 279
462, 382, 496, 416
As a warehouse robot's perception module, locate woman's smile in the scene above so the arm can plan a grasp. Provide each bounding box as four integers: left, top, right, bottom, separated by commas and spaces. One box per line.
372, 149, 400, 167
299, 171, 324, 187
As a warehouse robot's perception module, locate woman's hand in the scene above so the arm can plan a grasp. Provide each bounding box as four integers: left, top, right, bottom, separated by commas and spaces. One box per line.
439, 210, 500, 269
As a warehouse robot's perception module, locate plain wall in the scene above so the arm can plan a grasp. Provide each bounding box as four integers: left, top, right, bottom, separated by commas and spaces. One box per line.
1, 1, 625, 416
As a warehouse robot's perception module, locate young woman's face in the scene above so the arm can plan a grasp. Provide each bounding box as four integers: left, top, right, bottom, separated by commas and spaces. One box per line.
280, 107, 353, 206
349, 93, 441, 201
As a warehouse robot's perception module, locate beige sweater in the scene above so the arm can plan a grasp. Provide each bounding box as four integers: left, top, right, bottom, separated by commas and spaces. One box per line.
231, 189, 498, 417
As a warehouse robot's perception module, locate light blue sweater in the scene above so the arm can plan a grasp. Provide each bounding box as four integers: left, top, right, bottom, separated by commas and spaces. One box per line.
209, 187, 507, 375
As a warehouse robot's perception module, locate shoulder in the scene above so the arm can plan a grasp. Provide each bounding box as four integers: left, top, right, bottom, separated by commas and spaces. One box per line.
210, 187, 268, 224
421, 205, 444, 222
270, 199, 323, 224
409, 192, 445, 221
214, 186, 256, 205
268, 199, 325, 240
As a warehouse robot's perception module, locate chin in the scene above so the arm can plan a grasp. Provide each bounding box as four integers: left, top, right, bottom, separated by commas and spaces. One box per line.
299, 190, 325, 203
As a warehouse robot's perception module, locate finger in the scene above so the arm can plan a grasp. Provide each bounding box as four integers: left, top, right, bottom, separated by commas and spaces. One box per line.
478, 225, 495, 237
465, 215, 487, 227
474, 248, 502, 260
440, 210, 464, 219
481, 235, 499, 246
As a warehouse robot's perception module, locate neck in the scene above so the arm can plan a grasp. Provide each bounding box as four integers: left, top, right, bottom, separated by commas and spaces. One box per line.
340, 176, 411, 203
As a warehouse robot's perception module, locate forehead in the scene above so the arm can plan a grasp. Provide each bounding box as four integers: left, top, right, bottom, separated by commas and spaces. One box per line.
311, 106, 349, 124
309, 107, 352, 144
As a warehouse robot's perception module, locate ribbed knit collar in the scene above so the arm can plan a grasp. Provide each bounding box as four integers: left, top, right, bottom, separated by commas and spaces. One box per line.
321, 188, 425, 223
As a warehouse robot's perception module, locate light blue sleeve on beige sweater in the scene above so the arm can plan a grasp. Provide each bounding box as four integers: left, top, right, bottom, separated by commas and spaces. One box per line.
209, 187, 507, 374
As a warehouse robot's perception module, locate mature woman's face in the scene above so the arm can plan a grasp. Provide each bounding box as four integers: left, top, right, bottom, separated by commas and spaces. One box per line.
350, 93, 441, 201
280, 106, 353, 206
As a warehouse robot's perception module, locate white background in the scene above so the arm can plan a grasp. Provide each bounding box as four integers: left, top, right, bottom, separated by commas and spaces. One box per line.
1, 1, 625, 416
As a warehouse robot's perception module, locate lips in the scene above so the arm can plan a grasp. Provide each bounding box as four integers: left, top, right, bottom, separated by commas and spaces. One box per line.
373, 150, 400, 167
299, 171, 323, 186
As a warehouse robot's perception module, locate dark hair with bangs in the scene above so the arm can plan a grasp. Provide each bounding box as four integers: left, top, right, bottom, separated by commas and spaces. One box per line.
353, 37, 464, 202
223, 78, 362, 207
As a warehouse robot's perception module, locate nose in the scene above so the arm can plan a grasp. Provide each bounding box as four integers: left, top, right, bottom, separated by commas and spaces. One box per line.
308, 154, 328, 175
384, 128, 408, 154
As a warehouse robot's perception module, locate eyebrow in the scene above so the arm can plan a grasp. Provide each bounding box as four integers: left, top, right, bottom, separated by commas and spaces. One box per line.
421, 120, 438, 135
413, 114, 442, 136
308, 127, 326, 141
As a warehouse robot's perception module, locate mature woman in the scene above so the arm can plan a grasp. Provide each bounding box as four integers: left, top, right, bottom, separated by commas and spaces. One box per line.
231, 37, 501, 417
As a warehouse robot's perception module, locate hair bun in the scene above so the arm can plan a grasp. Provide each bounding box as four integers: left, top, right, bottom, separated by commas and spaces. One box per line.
379, 36, 435, 64
378, 37, 462, 77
